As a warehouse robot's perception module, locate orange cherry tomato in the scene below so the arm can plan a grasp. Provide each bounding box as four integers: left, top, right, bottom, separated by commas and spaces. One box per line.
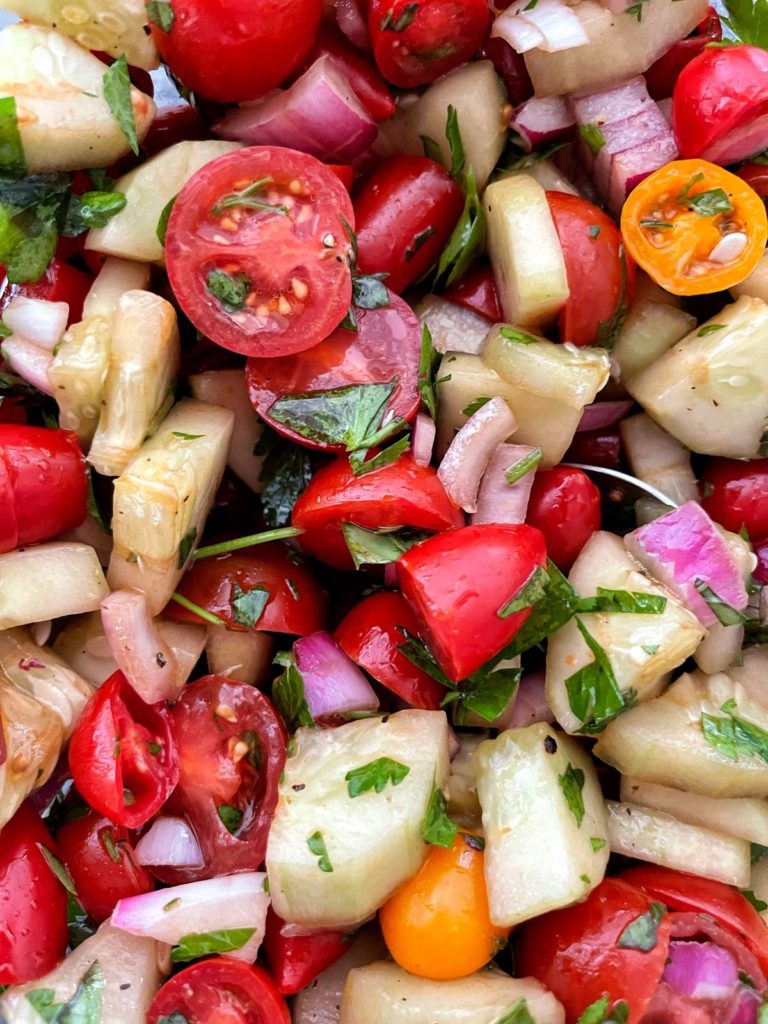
379, 831, 508, 980
620, 159, 767, 296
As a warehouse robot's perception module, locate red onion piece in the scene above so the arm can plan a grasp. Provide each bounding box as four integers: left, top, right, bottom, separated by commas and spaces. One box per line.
569, 77, 650, 132
438, 397, 517, 514
101, 589, 183, 704
335, 0, 371, 51
492, 1, 546, 53
27, 756, 70, 812
3, 297, 68, 351
577, 400, 634, 433
663, 941, 739, 1001
669, 912, 767, 991
215, 55, 377, 164
511, 95, 575, 152
412, 412, 436, 468
1, 337, 54, 395
294, 631, 379, 719
135, 816, 204, 868
608, 132, 679, 213
520, 0, 589, 52
472, 443, 536, 525
497, 670, 555, 729
594, 105, 670, 195
731, 987, 762, 1024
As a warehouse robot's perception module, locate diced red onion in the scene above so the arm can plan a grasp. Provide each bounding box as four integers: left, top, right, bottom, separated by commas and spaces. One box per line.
438, 397, 517, 514
491, 1, 546, 53
663, 941, 739, 1001
1, 337, 54, 395
594, 105, 670, 195
27, 756, 71, 812
520, 0, 589, 52
215, 55, 377, 164
511, 95, 575, 152
472, 443, 536, 525
412, 412, 436, 468
335, 0, 371, 51
3, 297, 69, 352
609, 132, 679, 213
101, 589, 184, 704
755, 539, 768, 585
731, 987, 762, 1024
701, 112, 768, 166
498, 670, 555, 729
570, 77, 650, 129
135, 816, 204, 868
669, 912, 767, 991
577, 400, 633, 433
294, 631, 379, 719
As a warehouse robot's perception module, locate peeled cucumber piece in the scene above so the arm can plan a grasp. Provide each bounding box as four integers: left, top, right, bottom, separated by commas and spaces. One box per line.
82, 257, 152, 325
611, 300, 696, 383
731, 250, 768, 303
189, 370, 264, 493
48, 315, 111, 447
620, 413, 699, 507
474, 724, 609, 928
340, 962, 565, 1024
0, 24, 155, 172
266, 710, 450, 929
0, 543, 108, 630
86, 140, 242, 263
545, 532, 704, 734
484, 174, 569, 328
415, 295, 491, 356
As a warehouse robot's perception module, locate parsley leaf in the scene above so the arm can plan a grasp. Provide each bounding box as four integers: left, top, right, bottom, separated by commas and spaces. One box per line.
575, 589, 667, 614
596, 242, 630, 349
177, 527, 197, 568
0, 97, 26, 178
498, 564, 549, 618
683, 187, 734, 217
158, 1015, 190, 1024
693, 578, 747, 626
352, 273, 389, 310
418, 324, 441, 420
272, 652, 315, 731
702, 700, 768, 764
345, 757, 410, 797
433, 106, 485, 288
463, 396, 492, 416
255, 429, 312, 528
307, 830, 333, 872
146, 0, 175, 32
445, 104, 465, 181
348, 433, 410, 476
591, 837, 607, 851
37, 844, 77, 895
102, 54, 139, 156
698, 323, 726, 336
342, 523, 428, 569
421, 783, 458, 848
231, 584, 269, 628
67, 892, 95, 949
493, 1000, 536, 1024
206, 268, 251, 311
491, 560, 582, 663
379, 1, 419, 30
616, 902, 666, 951
171, 928, 255, 963
558, 762, 586, 827
579, 123, 606, 155
742, 888, 768, 912
26, 961, 104, 1024
505, 446, 541, 484
720, 0, 768, 50
499, 326, 537, 344
217, 803, 244, 834
577, 997, 630, 1024
565, 618, 629, 733
156, 193, 177, 245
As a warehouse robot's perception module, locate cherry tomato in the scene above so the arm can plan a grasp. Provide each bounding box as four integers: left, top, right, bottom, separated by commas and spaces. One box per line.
157, 676, 286, 884
56, 812, 153, 924
301, 25, 395, 121
166, 543, 327, 635
526, 466, 601, 571
149, 0, 321, 104
246, 288, 422, 451
335, 590, 447, 709
0, 399, 26, 425
620, 159, 768, 296
354, 156, 464, 294
263, 908, 349, 995
1, 257, 92, 325
479, 34, 534, 107
147, 958, 290, 1024
565, 429, 622, 469
0, 803, 68, 984
516, 876, 673, 1024
166, 147, 355, 358
547, 192, 633, 348
68, 671, 179, 830
443, 260, 502, 322
644, 7, 722, 101
369, 0, 488, 87
327, 163, 356, 190
672, 45, 768, 165
292, 454, 463, 570
700, 458, 768, 540
380, 831, 507, 980
397, 523, 547, 681
736, 162, 768, 204
0, 425, 88, 553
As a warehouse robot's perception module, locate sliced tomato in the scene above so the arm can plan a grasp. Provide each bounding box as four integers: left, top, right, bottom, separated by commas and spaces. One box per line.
444, 260, 502, 323
700, 457, 768, 541
263, 908, 349, 995
166, 147, 355, 359
147, 959, 290, 1024
246, 288, 422, 451
644, 7, 722, 101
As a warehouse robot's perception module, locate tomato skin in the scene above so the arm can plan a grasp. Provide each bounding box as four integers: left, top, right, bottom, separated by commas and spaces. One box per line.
443, 260, 502, 323
335, 590, 447, 709
700, 458, 768, 541
0, 803, 69, 984
263, 908, 349, 995
737, 163, 768, 201
397, 524, 547, 681
565, 429, 622, 469
526, 466, 601, 572
302, 25, 395, 121
380, 831, 507, 980
147, 958, 290, 1024
1, 258, 92, 325
516, 877, 672, 1024
327, 163, 356, 190
150, 0, 321, 104
292, 454, 463, 570
644, 7, 722, 101
479, 34, 533, 107
68, 671, 180, 830
369, 0, 488, 87
56, 812, 153, 924
166, 543, 327, 635
354, 156, 464, 294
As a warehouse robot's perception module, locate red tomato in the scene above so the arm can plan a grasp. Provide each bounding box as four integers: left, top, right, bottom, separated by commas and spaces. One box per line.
526, 466, 601, 571
68, 671, 179, 830
479, 34, 534, 107
546, 192, 633, 348
1, 258, 92, 325
166, 147, 355, 359
166, 543, 327, 635
56, 812, 153, 924
354, 156, 464, 294
158, 676, 286, 884
147, 959, 290, 1024
737, 162, 768, 203
672, 45, 768, 165
444, 260, 502, 322
246, 289, 422, 451
397, 523, 547, 681
0, 425, 88, 554
644, 7, 722, 101
292, 454, 463, 570
565, 429, 622, 469
700, 458, 768, 541
0, 399, 26, 425
327, 163, 356, 190
369, 0, 488, 87
516, 876, 673, 1024
149, 0, 321, 103
263, 908, 349, 995
335, 590, 447, 709
0, 804, 68, 984
301, 25, 395, 121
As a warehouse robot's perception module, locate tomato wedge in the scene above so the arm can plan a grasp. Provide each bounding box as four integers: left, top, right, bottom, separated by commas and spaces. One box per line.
166, 146, 355, 358
147, 959, 290, 1024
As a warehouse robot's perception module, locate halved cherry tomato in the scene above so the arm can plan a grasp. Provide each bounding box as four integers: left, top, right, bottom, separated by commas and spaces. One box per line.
369, 0, 488, 87
327, 163, 356, 191
526, 466, 601, 571
479, 34, 534, 108
700, 458, 768, 541
263, 908, 349, 995
444, 260, 502, 322
354, 156, 464, 294
1, 257, 92, 325
166, 543, 327, 635
565, 429, 622, 469
0, 803, 68, 984
157, 676, 286, 884
149, 0, 321, 103
621, 159, 768, 296
301, 25, 396, 121
644, 7, 722, 101
292, 454, 463, 570
166, 147, 354, 358
380, 830, 508, 980
246, 289, 422, 451
335, 590, 447, 709
56, 812, 153, 924
397, 523, 547, 681
147, 959, 290, 1024
68, 671, 179, 829
736, 162, 768, 204
547, 192, 634, 348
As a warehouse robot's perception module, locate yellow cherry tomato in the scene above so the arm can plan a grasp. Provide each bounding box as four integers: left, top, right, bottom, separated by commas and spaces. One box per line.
620, 159, 768, 296
379, 831, 508, 980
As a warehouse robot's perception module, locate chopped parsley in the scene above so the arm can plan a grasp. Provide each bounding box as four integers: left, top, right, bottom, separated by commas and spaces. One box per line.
307, 831, 333, 872
206, 268, 252, 311
170, 928, 255, 963
342, 523, 428, 569
616, 902, 666, 952
379, 2, 419, 30
231, 584, 270, 628
505, 446, 542, 484
0, 97, 26, 178
498, 564, 548, 618
499, 326, 537, 344
146, 0, 175, 31
102, 54, 140, 156
702, 698, 768, 764
579, 123, 606, 156
345, 757, 410, 797
697, 323, 726, 336
217, 803, 244, 834
433, 106, 486, 288
272, 651, 315, 731
693, 578, 747, 626
421, 783, 458, 848
565, 618, 629, 733
558, 762, 586, 827
26, 962, 104, 1023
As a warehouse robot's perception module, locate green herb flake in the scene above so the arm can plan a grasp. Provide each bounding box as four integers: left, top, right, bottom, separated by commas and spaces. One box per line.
26, 962, 104, 1023
156, 193, 177, 245
445, 104, 465, 181
499, 325, 538, 345
67, 892, 95, 949
272, 651, 314, 731
579, 123, 606, 156
421, 783, 458, 848
421, 135, 443, 164
693, 578, 747, 626
492, 999, 536, 1024
702, 699, 768, 765
307, 830, 333, 872
577, 997, 630, 1024
342, 523, 428, 569
163, 898, 182, 912
217, 803, 244, 834
498, 564, 548, 619
591, 837, 607, 851
352, 272, 390, 310
345, 757, 410, 797
171, 928, 255, 963
103, 54, 140, 156
206, 268, 252, 311
494, 559, 581, 661
231, 583, 270, 628
505, 446, 542, 485
418, 324, 441, 420
575, 588, 667, 615
742, 888, 768, 912
677, 171, 705, 203
157, 1014, 190, 1024
63, 190, 127, 234
462, 395, 492, 417
683, 187, 734, 217
171, 431, 204, 440
37, 844, 77, 895
616, 901, 666, 952
379, 1, 418, 30
720, 0, 768, 48
640, 219, 673, 229
565, 618, 628, 733
588, 224, 601, 239
558, 762, 586, 827
177, 527, 197, 568
86, 469, 110, 534
349, 433, 410, 477
255, 429, 312, 528
433, 106, 485, 288
101, 831, 120, 864
641, 644, 660, 655
0, 97, 26, 178
146, 0, 175, 32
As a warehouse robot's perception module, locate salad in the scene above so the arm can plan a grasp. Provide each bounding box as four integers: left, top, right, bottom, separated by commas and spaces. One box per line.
0, 0, 767, 1020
